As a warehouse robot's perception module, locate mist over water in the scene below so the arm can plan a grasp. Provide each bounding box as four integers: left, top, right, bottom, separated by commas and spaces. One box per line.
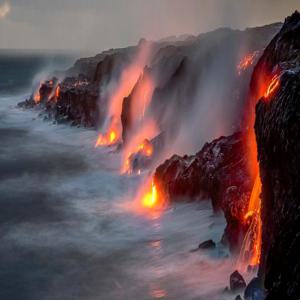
0, 85, 239, 299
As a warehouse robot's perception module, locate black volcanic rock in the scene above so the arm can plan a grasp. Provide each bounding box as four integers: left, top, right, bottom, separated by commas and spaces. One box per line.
154, 132, 252, 251
198, 239, 216, 249
230, 270, 247, 292
244, 277, 264, 300
253, 11, 300, 300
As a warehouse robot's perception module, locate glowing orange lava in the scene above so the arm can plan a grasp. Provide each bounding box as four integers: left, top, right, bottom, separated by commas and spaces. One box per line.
138, 140, 154, 157
33, 84, 42, 103
121, 118, 158, 174
264, 75, 280, 99
237, 51, 258, 75
95, 128, 119, 147
55, 85, 60, 99
242, 175, 262, 266
142, 180, 158, 208
239, 71, 281, 270
98, 42, 152, 147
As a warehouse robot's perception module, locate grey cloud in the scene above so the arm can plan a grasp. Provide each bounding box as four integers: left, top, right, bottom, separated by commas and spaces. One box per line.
0, 0, 299, 51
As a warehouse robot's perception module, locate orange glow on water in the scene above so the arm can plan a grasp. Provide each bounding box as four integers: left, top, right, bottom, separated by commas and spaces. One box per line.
142, 180, 158, 208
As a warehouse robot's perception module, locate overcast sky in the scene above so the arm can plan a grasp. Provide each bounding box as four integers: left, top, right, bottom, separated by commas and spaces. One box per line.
0, 0, 299, 51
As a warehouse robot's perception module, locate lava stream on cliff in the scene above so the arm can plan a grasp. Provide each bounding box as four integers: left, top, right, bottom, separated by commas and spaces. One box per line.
95, 42, 152, 146
95, 117, 120, 147
239, 71, 281, 270
121, 118, 158, 174
124, 139, 154, 175
33, 83, 42, 103
237, 51, 259, 75
238, 175, 262, 269
264, 74, 280, 99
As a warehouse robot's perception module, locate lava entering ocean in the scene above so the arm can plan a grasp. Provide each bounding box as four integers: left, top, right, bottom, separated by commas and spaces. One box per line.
121, 118, 158, 174
135, 176, 164, 211
95, 117, 120, 147
142, 179, 158, 208
239, 70, 281, 269
33, 83, 42, 103
95, 42, 153, 147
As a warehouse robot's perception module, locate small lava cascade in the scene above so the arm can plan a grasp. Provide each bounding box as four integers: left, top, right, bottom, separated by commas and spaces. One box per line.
55, 85, 60, 99
95, 42, 153, 147
123, 139, 154, 175
95, 116, 120, 147
238, 69, 281, 270
121, 118, 158, 174
47, 82, 61, 103
121, 73, 157, 174
237, 51, 259, 75
33, 83, 42, 104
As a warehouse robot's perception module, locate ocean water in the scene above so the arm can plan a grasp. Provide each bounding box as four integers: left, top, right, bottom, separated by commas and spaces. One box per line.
0, 53, 240, 300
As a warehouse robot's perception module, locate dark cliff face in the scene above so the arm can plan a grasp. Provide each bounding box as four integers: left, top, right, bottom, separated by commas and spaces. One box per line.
254, 11, 300, 300
122, 24, 281, 147
20, 24, 280, 136
154, 132, 252, 251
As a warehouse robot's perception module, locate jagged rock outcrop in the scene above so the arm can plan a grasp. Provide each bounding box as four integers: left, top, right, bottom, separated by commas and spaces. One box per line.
154, 132, 253, 250
254, 11, 300, 300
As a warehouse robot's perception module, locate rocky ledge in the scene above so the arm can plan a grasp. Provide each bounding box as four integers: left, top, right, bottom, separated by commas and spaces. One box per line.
154, 131, 253, 251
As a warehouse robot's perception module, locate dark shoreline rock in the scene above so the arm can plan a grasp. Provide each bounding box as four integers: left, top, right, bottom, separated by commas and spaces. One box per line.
230, 270, 247, 292
198, 239, 216, 249
154, 132, 252, 251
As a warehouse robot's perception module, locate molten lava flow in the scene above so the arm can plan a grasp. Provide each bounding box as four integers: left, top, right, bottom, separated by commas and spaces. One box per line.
264, 74, 280, 99
121, 118, 157, 174
95, 127, 119, 147
239, 71, 281, 270
130, 73, 155, 122
33, 84, 42, 103
55, 85, 60, 99
237, 51, 259, 75
240, 175, 262, 267
138, 139, 154, 157
123, 139, 154, 175
142, 180, 158, 208
98, 42, 152, 147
